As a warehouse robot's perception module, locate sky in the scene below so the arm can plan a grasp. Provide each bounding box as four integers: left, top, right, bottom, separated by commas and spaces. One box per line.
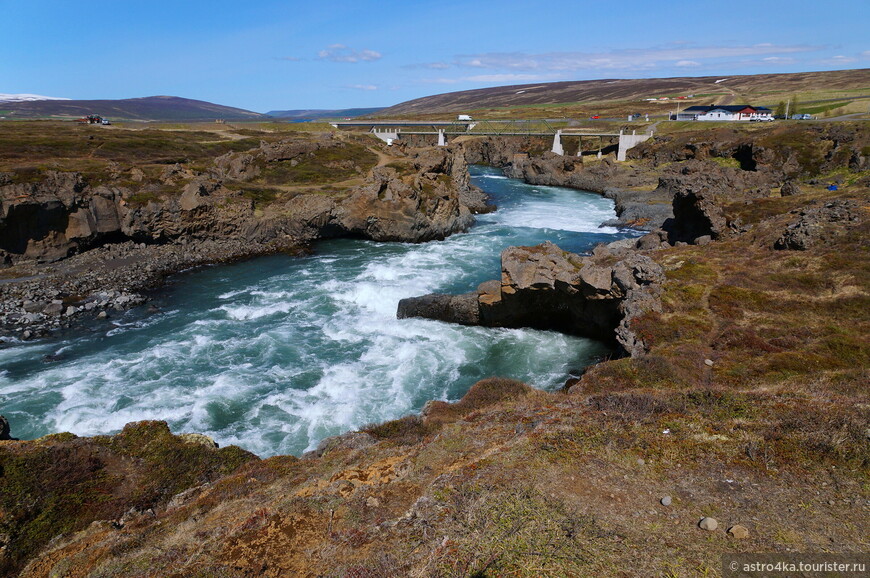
2, 0, 868, 113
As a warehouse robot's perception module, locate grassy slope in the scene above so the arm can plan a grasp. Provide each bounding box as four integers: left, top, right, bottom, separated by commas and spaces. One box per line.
0, 121, 379, 201
377, 69, 870, 121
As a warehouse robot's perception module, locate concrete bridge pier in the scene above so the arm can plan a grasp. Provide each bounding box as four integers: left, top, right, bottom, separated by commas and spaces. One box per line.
551, 130, 564, 155
371, 127, 400, 144
616, 130, 652, 161
437, 129, 446, 146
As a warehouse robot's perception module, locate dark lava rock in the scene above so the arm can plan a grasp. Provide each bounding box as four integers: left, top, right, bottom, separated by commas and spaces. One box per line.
780, 180, 802, 196
397, 241, 664, 356
663, 189, 728, 244
0, 414, 17, 440
774, 200, 861, 250
397, 292, 480, 325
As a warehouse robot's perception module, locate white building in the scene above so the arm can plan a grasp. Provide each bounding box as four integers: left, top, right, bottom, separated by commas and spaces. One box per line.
676, 105, 775, 122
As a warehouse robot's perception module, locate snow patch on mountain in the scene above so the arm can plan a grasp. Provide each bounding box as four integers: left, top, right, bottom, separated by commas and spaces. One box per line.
0, 93, 71, 102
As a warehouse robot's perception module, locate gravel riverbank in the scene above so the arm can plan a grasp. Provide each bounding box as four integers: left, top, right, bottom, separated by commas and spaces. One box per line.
0, 237, 302, 341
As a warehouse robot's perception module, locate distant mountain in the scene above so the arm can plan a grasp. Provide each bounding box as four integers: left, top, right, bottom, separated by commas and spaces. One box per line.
266, 107, 386, 120
379, 69, 870, 116
0, 96, 266, 121
0, 93, 70, 103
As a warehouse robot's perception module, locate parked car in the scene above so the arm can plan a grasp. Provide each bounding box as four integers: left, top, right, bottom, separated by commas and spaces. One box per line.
590, 115, 600, 119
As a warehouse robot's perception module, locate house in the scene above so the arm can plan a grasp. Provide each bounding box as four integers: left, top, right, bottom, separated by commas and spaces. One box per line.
676, 105, 774, 122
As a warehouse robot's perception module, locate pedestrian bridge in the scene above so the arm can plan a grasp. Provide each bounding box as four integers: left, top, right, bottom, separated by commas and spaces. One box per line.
329, 119, 652, 161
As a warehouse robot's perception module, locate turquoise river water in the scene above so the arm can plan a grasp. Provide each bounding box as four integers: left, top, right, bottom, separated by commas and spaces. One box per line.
0, 166, 638, 456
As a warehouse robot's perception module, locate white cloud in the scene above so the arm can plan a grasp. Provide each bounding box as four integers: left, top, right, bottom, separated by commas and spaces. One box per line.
403, 62, 452, 70
420, 77, 463, 84
465, 73, 562, 83
346, 84, 378, 91
451, 43, 822, 72
318, 44, 382, 63
675, 60, 701, 67
862, 50, 870, 58
277, 56, 302, 62
817, 54, 857, 65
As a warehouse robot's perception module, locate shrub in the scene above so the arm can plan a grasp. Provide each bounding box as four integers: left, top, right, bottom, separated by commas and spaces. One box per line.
423, 378, 532, 427
362, 415, 433, 445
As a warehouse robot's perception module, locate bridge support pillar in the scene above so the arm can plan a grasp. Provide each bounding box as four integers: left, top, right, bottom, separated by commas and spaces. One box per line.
371, 128, 400, 144
617, 132, 652, 161
551, 130, 564, 155
437, 129, 446, 146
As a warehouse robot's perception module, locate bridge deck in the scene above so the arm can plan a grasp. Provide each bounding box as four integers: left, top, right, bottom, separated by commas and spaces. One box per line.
331, 119, 621, 137
397, 131, 621, 137
331, 120, 466, 127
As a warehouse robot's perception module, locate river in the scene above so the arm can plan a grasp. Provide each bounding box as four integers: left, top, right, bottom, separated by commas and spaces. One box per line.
0, 166, 638, 456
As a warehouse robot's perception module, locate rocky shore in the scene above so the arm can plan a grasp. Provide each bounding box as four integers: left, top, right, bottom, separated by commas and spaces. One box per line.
0, 136, 488, 341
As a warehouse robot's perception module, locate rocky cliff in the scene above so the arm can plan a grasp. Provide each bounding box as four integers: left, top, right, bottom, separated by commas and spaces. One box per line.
0, 136, 485, 338
398, 240, 664, 355
0, 139, 481, 264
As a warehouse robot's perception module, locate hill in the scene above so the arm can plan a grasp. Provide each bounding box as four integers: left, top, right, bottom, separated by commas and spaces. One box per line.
379, 68, 870, 118
265, 107, 385, 120
0, 95, 266, 122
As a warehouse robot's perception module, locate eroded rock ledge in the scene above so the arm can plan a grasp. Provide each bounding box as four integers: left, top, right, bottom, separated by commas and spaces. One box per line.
0, 141, 485, 338
398, 240, 664, 356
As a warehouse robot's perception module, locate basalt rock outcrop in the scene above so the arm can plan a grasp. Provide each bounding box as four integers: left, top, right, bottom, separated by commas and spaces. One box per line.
332, 164, 474, 242
774, 199, 863, 250
628, 123, 870, 179
398, 241, 664, 356
650, 160, 748, 245
0, 139, 481, 265
0, 139, 483, 337
0, 415, 16, 440
663, 189, 729, 244
654, 158, 777, 202
0, 172, 123, 263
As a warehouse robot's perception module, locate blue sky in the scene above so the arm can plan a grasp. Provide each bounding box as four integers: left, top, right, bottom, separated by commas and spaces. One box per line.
2, 0, 868, 112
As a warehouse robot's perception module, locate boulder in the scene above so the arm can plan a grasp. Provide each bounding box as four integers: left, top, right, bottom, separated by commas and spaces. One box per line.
774, 200, 861, 250
780, 180, 802, 196
178, 433, 219, 448
727, 524, 749, 539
